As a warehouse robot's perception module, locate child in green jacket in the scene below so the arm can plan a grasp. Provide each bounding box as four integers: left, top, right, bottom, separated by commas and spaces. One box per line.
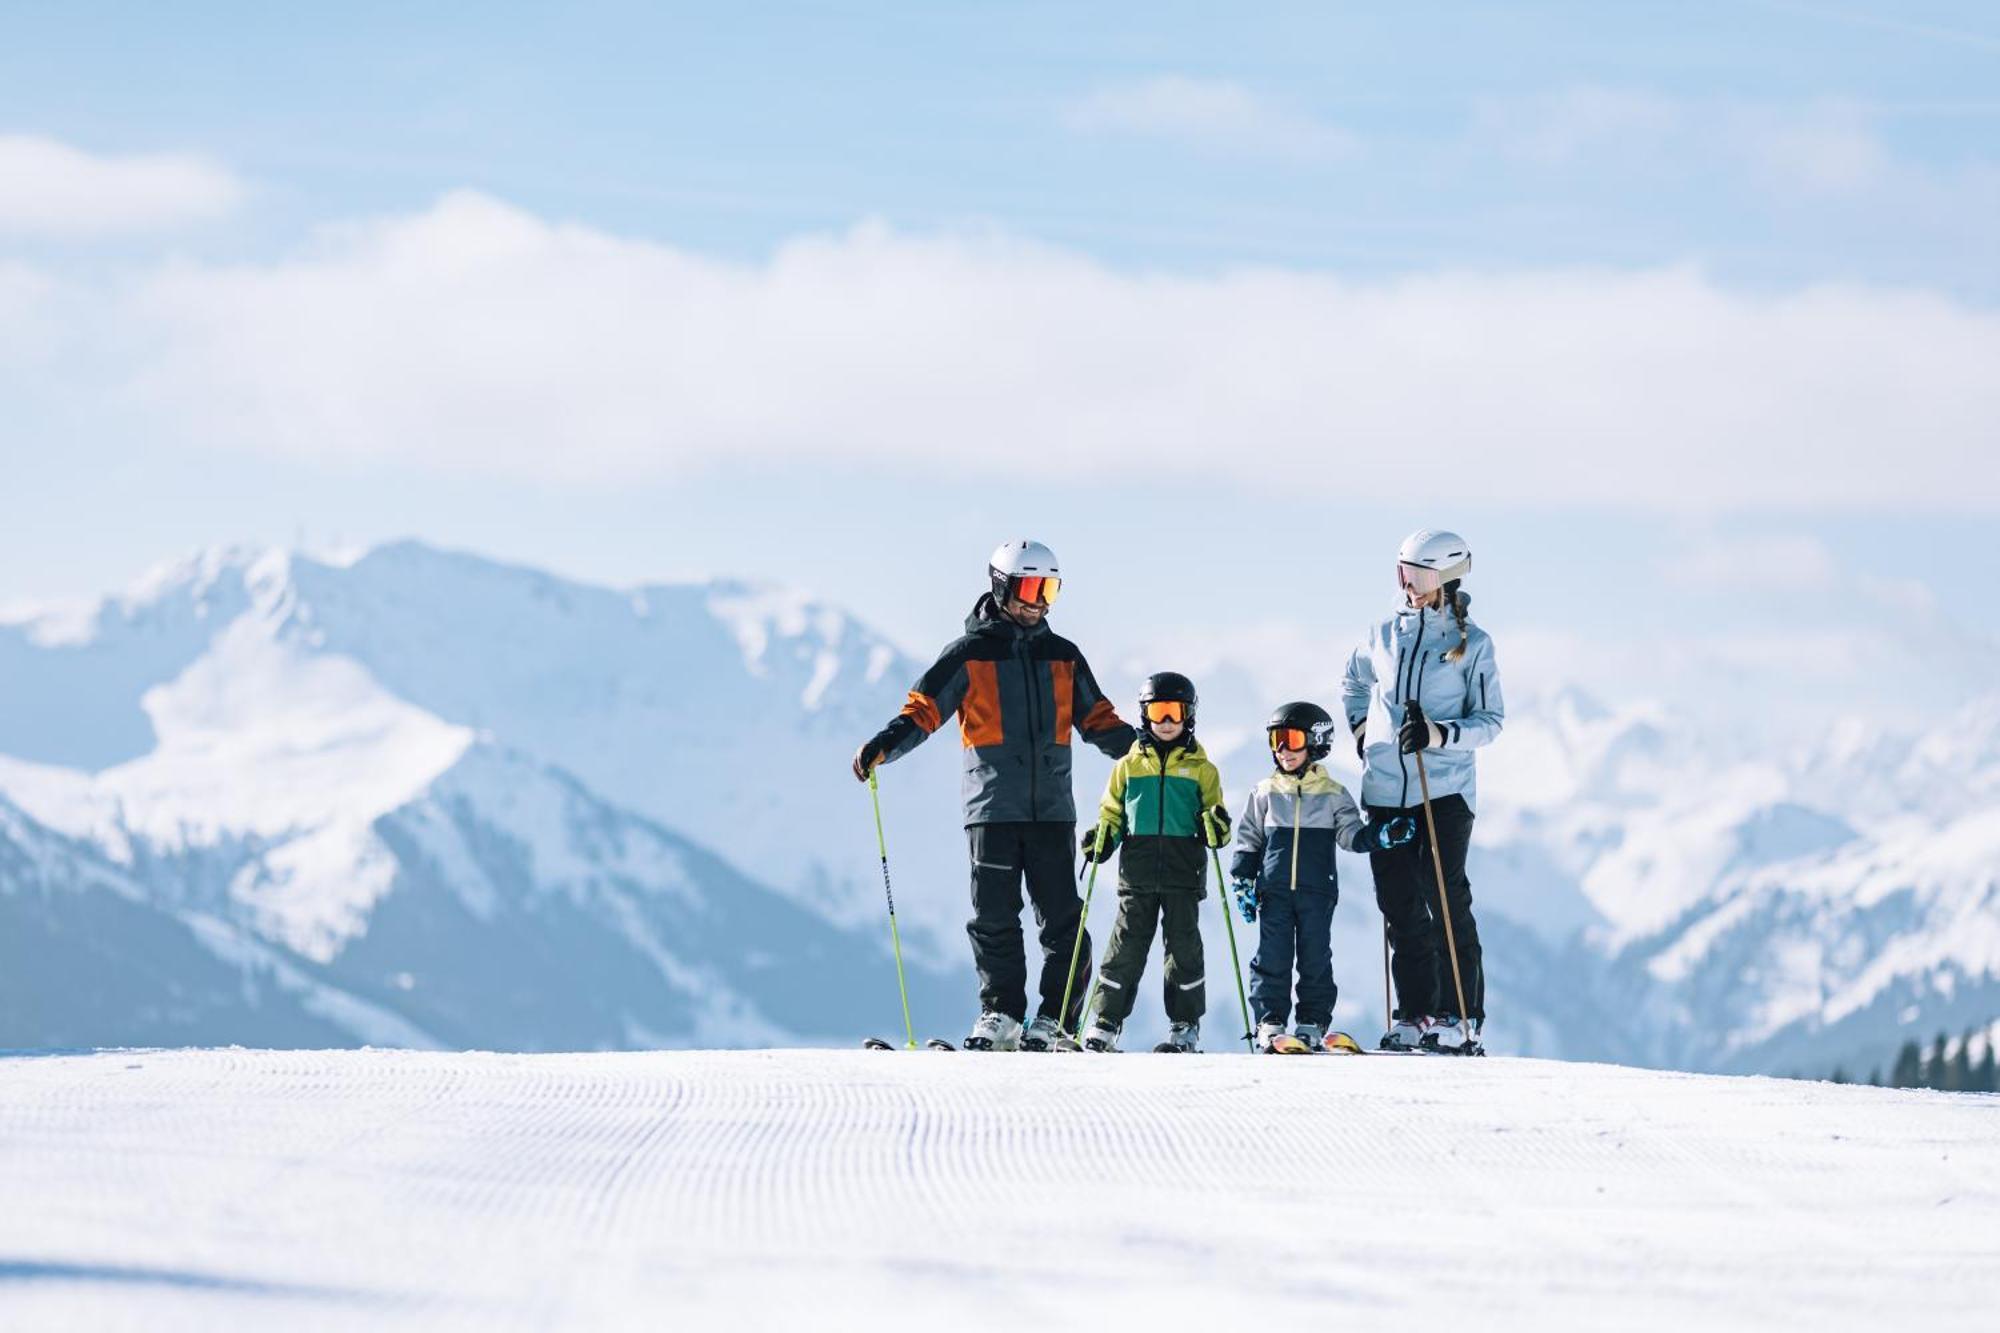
1076, 672, 1229, 1052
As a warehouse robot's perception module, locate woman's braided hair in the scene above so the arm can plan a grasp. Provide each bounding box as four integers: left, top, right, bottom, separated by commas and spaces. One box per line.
1442, 581, 1472, 663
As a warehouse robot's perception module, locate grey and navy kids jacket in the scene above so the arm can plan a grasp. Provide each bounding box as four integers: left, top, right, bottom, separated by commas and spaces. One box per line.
1341, 602, 1505, 812
870, 595, 1137, 825
1229, 764, 1373, 897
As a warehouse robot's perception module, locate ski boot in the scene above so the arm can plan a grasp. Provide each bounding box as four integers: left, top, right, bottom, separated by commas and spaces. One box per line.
1082, 1020, 1122, 1053
1019, 1013, 1063, 1052
963, 1010, 1023, 1052
1380, 1016, 1432, 1052
1293, 1023, 1326, 1054
1423, 1016, 1483, 1056
1153, 1020, 1200, 1054
1257, 1021, 1308, 1054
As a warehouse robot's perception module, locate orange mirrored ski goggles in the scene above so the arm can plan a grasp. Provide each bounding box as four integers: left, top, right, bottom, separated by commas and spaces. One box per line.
1268, 727, 1308, 752
1141, 700, 1187, 724
1009, 575, 1061, 607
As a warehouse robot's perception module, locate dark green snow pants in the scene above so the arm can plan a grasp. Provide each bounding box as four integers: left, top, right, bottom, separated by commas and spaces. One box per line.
1089, 890, 1205, 1027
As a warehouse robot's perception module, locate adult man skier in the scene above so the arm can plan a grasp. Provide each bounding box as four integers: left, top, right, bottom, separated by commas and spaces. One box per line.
851, 540, 1137, 1050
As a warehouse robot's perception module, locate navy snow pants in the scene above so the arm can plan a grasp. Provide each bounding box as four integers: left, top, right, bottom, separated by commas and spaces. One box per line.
1248, 887, 1338, 1029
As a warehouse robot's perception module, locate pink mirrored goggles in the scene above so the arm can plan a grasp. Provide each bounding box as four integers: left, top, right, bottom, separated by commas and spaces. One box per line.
1396, 562, 1447, 595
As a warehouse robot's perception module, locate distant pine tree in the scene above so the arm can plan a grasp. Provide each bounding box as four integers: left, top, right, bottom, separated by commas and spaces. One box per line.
1868, 1067, 1883, 1087
1891, 1040, 1923, 1089
1948, 1032, 1973, 1094
1830, 1066, 1850, 1085
1978, 1042, 1997, 1095
1924, 1031, 1951, 1090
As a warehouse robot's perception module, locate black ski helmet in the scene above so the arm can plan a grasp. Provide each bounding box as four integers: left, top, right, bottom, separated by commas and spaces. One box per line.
1138, 671, 1198, 731
1267, 700, 1336, 761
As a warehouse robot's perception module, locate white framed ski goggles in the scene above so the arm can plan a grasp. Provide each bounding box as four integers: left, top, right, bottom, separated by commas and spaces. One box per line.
1396, 562, 1446, 595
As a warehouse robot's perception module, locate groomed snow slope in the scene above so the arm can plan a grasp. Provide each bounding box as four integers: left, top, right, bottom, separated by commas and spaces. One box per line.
2, 1050, 1995, 1331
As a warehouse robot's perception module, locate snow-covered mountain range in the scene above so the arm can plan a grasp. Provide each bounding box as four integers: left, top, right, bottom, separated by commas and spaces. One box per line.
0, 544, 966, 1049
2, 541, 1993, 1073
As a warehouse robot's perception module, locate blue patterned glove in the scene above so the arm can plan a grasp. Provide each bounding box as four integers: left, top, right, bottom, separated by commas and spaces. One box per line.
1368, 816, 1417, 852
1232, 879, 1258, 923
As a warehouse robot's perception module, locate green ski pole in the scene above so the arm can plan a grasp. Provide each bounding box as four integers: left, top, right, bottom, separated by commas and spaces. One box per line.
1210, 848, 1255, 1052
1057, 821, 1110, 1039
867, 769, 918, 1051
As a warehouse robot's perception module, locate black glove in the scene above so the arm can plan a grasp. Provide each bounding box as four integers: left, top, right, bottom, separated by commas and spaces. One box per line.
851, 733, 889, 782
1200, 804, 1231, 849
1079, 825, 1115, 863
1398, 701, 1440, 754
1368, 816, 1417, 852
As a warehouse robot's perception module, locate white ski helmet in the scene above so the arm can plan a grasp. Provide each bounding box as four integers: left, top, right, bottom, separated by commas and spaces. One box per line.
1396, 529, 1471, 596
988, 539, 1062, 607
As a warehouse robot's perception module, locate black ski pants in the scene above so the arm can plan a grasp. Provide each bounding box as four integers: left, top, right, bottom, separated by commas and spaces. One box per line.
1090, 890, 1204, 1028
1366, 794, 1483, 1023
966, 821, 1087, 1025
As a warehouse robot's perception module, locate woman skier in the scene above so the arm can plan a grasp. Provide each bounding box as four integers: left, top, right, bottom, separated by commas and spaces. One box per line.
1341, 529, 1506, 1054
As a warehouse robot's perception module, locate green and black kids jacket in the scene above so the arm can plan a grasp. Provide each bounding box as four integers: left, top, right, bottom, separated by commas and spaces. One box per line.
1092, 735, 1228, 894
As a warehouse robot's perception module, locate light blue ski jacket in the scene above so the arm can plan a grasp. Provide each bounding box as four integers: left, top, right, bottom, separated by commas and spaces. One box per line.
1341, 603, 1505, 812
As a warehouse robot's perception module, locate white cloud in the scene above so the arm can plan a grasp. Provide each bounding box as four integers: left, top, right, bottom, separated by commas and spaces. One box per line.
100, 191, 2000, 511
0, 133, 244, 236
0, 259, 56, 354
1660, 533, 1841, 591
1732, 105, 1892, 196
1476, 89, 1900, 197
1064, 76, 1357, 163
1475, 87, 1686, 167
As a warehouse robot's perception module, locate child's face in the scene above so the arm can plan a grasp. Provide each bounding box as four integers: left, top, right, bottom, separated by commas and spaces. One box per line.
1148, 716, 1186, 744
1273, 743, 1308, 773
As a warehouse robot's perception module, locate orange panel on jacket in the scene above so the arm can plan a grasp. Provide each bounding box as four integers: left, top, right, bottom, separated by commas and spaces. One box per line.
1049, 660, 1073, 745
960, 659, 1004, 748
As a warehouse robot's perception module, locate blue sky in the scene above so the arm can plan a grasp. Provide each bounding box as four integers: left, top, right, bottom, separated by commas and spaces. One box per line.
2, 1, 1997, 733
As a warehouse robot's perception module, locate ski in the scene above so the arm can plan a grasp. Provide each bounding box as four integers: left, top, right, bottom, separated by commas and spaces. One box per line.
862, 1036, 959, 1051
926, 1037, 957, 1051
1264, 1035, 1312, 1055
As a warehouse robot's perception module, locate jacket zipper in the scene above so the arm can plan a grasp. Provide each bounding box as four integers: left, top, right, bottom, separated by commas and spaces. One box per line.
1396, 612, 1426, 807
1018, 637, 1041, 819
1289, 772, 1302, 896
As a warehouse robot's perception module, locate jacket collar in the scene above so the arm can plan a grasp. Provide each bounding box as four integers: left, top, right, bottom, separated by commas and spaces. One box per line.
1269, 761, 1331, 792
1394, 600, 1457, 630
1133, 735, 1207, 767
967, 593, 1050, 641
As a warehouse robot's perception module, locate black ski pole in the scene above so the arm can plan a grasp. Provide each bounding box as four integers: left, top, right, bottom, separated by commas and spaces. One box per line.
1381, 915, 1392, 1038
